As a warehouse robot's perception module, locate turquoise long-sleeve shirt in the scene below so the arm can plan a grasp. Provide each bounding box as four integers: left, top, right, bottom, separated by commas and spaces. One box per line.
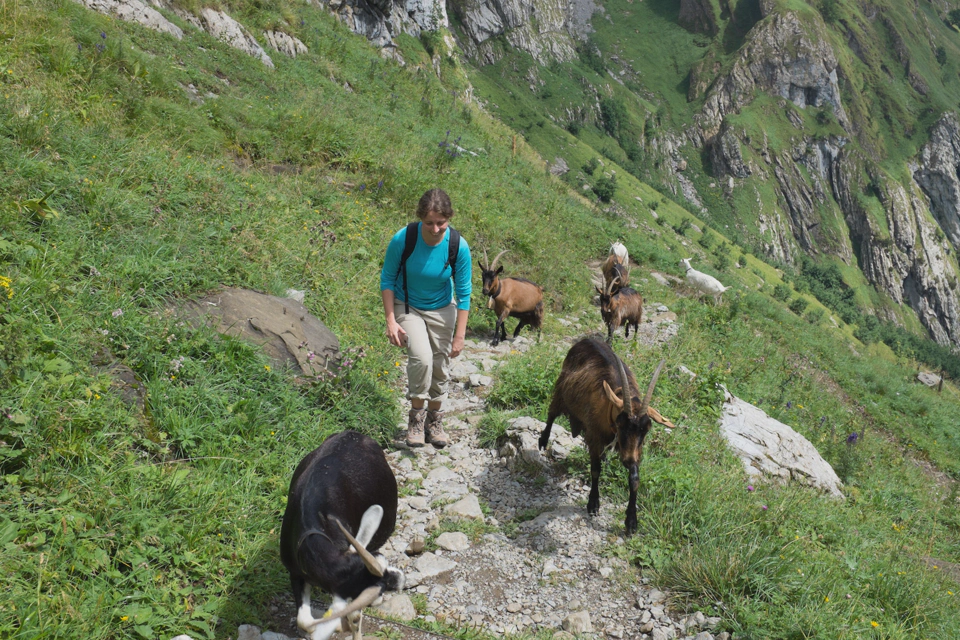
380, 224, 473, 311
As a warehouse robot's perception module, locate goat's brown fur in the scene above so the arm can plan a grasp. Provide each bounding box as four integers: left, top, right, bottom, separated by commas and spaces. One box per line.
479, 250, 544, 346
538, 339, 672, 535
597, 277, 643, 343
602, 253, 629, 289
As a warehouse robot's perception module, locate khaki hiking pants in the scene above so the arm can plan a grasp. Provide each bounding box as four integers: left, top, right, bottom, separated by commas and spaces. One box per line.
394, 301, 457, 403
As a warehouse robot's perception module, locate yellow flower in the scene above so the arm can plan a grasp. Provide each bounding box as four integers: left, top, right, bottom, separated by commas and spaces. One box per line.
120, 616, 129, 622
824, 596, 829, 602
264, 365, 271, 372
871, 621, 879, 628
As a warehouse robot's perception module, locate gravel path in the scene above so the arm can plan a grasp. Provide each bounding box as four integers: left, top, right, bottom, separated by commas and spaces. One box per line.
233, 301, 730, 640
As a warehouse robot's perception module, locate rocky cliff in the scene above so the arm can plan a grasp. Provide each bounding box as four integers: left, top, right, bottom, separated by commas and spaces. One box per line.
702, 6, 960, 346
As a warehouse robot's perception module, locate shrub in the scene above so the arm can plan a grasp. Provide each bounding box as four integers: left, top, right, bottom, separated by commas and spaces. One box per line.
737, 254, 748, 268
593, 174, 618, 203
715, 252, 730, 272
674, 218, 692, 236
820, 0, 842, 23
582, 157, 599, 175
788, 297, 809, 315
772, 283, 792, 302
599, 96, 627, 137
937, 46, 948, 66
566, 120, 581, 135
805, 308, 825, 325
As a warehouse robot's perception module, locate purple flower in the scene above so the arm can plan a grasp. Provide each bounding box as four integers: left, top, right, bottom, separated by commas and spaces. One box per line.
786, 401, 792, 409
358, 184, 365, 191
747, 485, 755, 492
846, 432, 859, 444
77, 43, 82, 53
100, 31, 107, 39
377, 180, 384, 189
761, 505, 768, 511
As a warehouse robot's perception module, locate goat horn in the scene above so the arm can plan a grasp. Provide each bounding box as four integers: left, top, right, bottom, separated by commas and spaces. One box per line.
482, 247, 489, 268
616, 356, 632, 416
639, 359, 666, 415
335, 518, 384, 578
304, 586, 383, 630
605, 275, 620, 297
490, 250, 509, 270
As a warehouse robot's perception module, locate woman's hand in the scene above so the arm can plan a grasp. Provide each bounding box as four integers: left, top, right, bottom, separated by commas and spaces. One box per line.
386, 318, 408, 348
449, 334, 464, 358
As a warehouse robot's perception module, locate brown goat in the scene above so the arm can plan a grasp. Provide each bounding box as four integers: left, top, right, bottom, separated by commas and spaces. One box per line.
538, 339, 674, 535
601, 253, 629, 290
596, 276, 643, 343
479, 249, 544, 347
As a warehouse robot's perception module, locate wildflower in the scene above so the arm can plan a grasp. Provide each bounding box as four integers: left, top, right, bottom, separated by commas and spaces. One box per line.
761, 505, 768, 510
846, 432, 859, 444
747, 485, 754, 492
77, 43, 82, 53
0, 275, 13, 299
359, 184, 365, 191
377, 180, 384, 189
120, 616, 129, 621
871, 621, 878, 628
824, 596, 829, 602
786, 401, 792, 409
112, 308, 123, 318
264, 365, 271, 372
100, 31, 106, 39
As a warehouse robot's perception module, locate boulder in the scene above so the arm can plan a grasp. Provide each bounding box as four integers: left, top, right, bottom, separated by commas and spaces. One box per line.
199, 8, 274, 67
718, 388, 843, 498
179, 288, 339, 376
74, 0, 183, 39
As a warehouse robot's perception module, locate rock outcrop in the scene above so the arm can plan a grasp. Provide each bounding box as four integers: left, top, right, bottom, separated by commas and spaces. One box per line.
678, 0, 718, 36
326, 0, 449, 48
914, 112, 960, 250
696, 9, 848, 143
719, 389, 844, 499
179, 288, 340, 376
199, 8, 274, 67
73, 0, 183, 39
263, 30, 308, 58
447, 0, 578, 64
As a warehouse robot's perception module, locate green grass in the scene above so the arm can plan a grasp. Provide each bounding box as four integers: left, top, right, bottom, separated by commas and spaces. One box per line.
2, 0, 960, 638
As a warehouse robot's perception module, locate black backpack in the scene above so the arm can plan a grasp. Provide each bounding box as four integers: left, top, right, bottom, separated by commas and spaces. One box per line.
398, 221, 461, 314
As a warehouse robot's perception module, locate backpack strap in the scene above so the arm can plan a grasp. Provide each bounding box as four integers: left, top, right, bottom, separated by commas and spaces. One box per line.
446, 227, 461, 283
399, 222, 419, 315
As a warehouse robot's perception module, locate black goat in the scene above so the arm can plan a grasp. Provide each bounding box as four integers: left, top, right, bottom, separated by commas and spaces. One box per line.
538, 339, 673, 535
280, 430, 404, 640
479, 249, 544, 347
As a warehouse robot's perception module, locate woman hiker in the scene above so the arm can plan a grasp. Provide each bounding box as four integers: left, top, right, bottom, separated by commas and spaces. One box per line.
381, 188, 472, 448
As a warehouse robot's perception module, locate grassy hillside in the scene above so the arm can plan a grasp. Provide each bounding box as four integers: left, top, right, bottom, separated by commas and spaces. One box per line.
465, 0, 960, 352
1, 0, 960, 638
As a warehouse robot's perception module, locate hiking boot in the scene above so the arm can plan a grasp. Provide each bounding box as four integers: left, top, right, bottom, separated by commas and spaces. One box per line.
406, 408, 426, 448
425, 409, 448, 449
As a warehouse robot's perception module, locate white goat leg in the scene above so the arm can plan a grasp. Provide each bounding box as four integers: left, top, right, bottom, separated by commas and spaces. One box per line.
309, 596, 347, 640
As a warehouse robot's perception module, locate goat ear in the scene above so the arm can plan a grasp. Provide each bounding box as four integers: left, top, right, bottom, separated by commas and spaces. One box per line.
496, 265, 503, 274
356, 505, 383, 548
478, 260, 484, 270
646, 406, 675, 428
602, 380, 624, 409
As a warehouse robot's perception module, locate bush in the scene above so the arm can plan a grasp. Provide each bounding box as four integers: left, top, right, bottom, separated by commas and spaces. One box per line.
788, 297, 810, 315
772, 283, 792, 302
737, 254, 748, 268
937, 46, 948, 66
599, 96, 627, 137
593, 174, 618, 203
582, 157, 599, 175
805, 308, 825, 325
674, 218, 692, 236
715, 252, 730, 272
820, 0, 842, 23
566, 120, 581, 135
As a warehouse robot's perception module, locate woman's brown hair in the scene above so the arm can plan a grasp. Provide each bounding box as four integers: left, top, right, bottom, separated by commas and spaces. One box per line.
416, 189, 454, 220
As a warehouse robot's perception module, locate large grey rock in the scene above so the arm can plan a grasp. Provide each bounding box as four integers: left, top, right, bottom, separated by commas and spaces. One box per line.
562, 611, 592, 634
414, 552, 457, 577
376, 593, 417, 621
74, 0, 183, 38
236, 626, 261, 640
435, 531, 470, 551
179, 288, 339, 375
917, 371, 943, 388
719, 388, 843, 498
263, 30, 307, 57
445, 493, 484, 519
199, 8, 274, 67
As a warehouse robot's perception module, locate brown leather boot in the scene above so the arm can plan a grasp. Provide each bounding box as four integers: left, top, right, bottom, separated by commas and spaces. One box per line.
425, 409, 448, 448
406, 408, 426, 448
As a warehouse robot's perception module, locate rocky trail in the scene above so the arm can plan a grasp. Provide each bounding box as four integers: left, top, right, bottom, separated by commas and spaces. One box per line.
227, 295, 734, 640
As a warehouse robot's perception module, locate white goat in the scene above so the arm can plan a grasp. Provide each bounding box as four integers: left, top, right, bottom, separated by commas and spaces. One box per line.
680, 258, 731, 305
610, 241, 628, 264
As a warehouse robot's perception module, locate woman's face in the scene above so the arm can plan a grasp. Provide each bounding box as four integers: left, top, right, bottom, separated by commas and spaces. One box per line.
420, 210, 450, 245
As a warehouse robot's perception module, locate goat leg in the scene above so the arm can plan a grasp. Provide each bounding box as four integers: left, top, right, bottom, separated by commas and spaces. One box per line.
539, 414, 556, 451
512, 320, 526, 338
491, 320, 502, 346
587, 455, 602, 515
625, 463, 639, 535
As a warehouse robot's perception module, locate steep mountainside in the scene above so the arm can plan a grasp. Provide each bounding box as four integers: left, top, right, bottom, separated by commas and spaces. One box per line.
319, 0, 960, 349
